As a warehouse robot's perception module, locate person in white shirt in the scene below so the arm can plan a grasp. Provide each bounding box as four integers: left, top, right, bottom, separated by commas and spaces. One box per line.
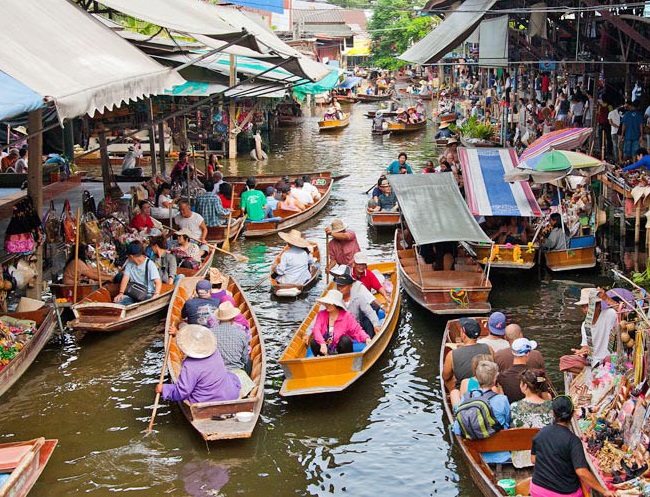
290, 178, 315, 206
14, 148, 28, 173
302, 175, 322, 202
274, 230, 314, 285
174, 199, 208, 256
608, 106, 622, 162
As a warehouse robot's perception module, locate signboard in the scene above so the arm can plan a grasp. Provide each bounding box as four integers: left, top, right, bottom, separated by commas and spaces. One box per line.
539, 61, 556, 71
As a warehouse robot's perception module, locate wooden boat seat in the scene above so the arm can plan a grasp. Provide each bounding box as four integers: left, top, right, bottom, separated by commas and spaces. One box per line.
418, 271, 486, 289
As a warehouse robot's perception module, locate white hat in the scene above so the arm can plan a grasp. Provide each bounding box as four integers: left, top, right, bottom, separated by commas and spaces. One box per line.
278, 229, 310, 248
215, 301, 241, 321
175, 229, 194, 239
353, 252, 368, 264
511, 337, 538, 357
575, 288, 601, 306
176, 325, 217, 359
317, 289, 346, 308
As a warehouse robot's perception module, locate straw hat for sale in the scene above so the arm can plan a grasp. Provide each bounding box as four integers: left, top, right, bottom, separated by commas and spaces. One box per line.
176, 325, 217, 359
215, 301, 241, 321
278, 229, 310, 248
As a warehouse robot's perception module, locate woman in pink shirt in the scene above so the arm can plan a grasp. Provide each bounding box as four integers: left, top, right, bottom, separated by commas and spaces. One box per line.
310, 289, 371, 355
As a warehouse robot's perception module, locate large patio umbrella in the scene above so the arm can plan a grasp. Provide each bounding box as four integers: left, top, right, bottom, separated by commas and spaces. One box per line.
518, 150, 604, 172
519, 127, 593, 162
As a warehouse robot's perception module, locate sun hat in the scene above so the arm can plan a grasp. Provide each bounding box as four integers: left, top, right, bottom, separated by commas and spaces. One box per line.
458, 318, 481, 339
216, 301, 241, 321
396, 107, 406, 114
317, 289, 346, 308
127, 243, 143, 256
196, 279, 212, 295
175, 229, 194, 239
329, 264, 349, 277
447, 137, 459, 145
488, 312, 507, 336
354, 252, 368, 265
575, 288, 601, 306
330, 219, 348, 233
512, 337, 538, 357
176, 324, 217, 359
209, 268, 229, 288
334, 266, 355, 286
439, 122, 451, 129
278, 229, 310, 248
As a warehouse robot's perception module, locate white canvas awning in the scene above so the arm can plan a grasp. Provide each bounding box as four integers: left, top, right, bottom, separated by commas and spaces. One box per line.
478, 16, 509, 67
99, 0, 331, 82
400, 0, 497, 65
0, 0, 184, 122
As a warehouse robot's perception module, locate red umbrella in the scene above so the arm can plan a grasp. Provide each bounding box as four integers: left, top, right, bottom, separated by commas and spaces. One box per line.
519, 127, 593, 162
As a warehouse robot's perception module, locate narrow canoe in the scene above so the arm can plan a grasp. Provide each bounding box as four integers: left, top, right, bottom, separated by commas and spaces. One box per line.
0, 308, 56, 398
206, 217, 246, 246
467, 242, 538, 270
438, 112, 457, 124
0, 438, 57, 497
50, 283, 99, 304
164, 276, 266, 441
395, 229, 492, 315
354, 94, 394, 103
366, 208, 400, 229
544, 245, 596, 272
270, 245, 321, 298
365, 110, 397, 119
318, 114, 350, 131
278, 261, 401, 396
386, 121, 427, 134
223, 171, 347, 187
440, 318, 539, 497
69, 249, 215, 333
242, 177, 333, 238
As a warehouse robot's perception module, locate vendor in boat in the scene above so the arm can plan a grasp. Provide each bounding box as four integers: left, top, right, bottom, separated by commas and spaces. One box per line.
155, 324, 241, 404
334, 267, 380, 338
559, 288, 619, 374
331, 97, 343, 118
370, 178, 399, 212
326, 219, 361, 269
443, 137, 459, 164
173, 229, 202, 267
149, 236, 181, 286
530, 395, 617, 497
120, 144, 143, 177
62, 244, 114, 285
113, 242, 162, 304
541, 213, 569, 251
130, 201, 156, 232
274, 230, 314, 285
309, 289, 372, 356
386, 152, 413, 174
323, 106, 339, 121
170, 151, 193, 184
434, 122, 453, 140
415, 99, 426, 117
206, 153, 221, 177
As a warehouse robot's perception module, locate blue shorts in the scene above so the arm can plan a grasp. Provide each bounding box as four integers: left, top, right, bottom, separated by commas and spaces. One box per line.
624, 139, 640, 157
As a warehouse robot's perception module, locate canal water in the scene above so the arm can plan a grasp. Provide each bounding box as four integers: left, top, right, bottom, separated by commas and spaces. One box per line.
0, 102, 611, 496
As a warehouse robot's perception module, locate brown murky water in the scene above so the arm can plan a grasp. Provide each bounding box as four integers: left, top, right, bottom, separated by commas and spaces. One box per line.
0, 102, 610, 496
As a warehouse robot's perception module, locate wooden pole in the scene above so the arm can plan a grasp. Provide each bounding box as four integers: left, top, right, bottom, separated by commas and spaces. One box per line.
147, 98, 158, 177
158, 121, 166, 176
26, 110, 43, 300
73, 207, 81, 303
99, 130, 111, 198
229, 54, 237, 159
325, 233, 330, 283
222, 187, 236, 252
95, 246, 103, 287
147, 339, 172, 434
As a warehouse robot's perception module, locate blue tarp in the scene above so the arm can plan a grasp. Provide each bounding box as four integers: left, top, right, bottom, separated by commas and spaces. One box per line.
336, 76, 362, 89
291, 70, 341, 101
225, 0, 284, 14
0, 70, 45, 121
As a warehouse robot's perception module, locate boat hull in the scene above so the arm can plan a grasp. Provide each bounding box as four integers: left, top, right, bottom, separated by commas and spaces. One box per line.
271, 245, 321, 298
469, 242, 538, 270
387, 121, 427, 134
278, 261, 401, 396
318, 115, 350, 131
0, 308, 56, 398
0, 438, 57, 497
544, 246, 596, 271
164, 276, 266, 441
366, 208, 400, 228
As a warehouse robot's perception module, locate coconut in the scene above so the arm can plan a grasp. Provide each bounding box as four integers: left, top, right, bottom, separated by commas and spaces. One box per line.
627, 323, 637, 332
626, 338, 636, 348
620, 320, 628, 331
621, 332, 631, 343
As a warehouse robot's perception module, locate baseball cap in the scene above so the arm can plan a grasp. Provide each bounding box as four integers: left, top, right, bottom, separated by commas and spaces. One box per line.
488, 312, 507, 336
511, 337, 538, 357
459, 318, 481, 339
354, 252, 368, 265
196, 280, 211, 294
127, 243, 143, 256
333, 266, 355, 285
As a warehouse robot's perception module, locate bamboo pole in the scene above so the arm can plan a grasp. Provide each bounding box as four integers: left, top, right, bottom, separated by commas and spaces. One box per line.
95, 246, 103, 287
73, 207, 81, 303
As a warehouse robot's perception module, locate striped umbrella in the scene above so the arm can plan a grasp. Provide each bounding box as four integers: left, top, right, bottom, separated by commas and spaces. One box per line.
519, 127, 593, 162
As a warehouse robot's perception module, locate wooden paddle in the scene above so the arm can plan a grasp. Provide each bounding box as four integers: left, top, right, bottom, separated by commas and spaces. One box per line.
168, 227, 248, 263
147, 338, 172, 434
73, 207, 81, 303
247, 274, 270, 290
325, 233, 330, 283
221, 187, 236, 252
232, 214, 247, 243
364, 183, 377, 195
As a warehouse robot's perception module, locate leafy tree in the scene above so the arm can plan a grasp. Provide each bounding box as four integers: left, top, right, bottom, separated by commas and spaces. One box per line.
368, 0, 436, 70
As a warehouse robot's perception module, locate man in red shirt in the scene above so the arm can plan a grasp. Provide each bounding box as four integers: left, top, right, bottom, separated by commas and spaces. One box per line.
352, 252, 389, 301
325, 219, 360, 269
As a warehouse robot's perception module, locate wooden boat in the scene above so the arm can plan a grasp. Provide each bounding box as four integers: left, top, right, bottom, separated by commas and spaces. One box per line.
354, 93, 394, 103
0, 307, 57, 398
467, 242, 539, 270
270, 245, 321, 298
164, 276, 265, 441
277, 103, 305, 127
396, 230, 492, 315
278, 261, 400, 396
318, 114, 350, 131
206, 217, 246, 246
366, 208, 400, 229
223, 170, 347, 186
69, 249, 215, 333
544, 235, 596, 271
365, 110, 397, 119
438, 112, 457, 124
371, 128, 390, 136
333, 95, 357, 104
0, 438, 57, 497
0, 164, 60, 188
386, 120, 427, 134
417, 92, 435, 101
242, 176, 333, 238
440, 318, 541, 497
460, 136, 497, 148
50, 283, 99, 304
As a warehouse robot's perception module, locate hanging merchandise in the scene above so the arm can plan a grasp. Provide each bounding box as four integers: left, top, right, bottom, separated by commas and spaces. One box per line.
60, 199, 76, 244
97, 196, 117, 219
82, 190, 97, 216
82, 212, 102, 245
4, 196, 43, 254
42, 201, 60, 244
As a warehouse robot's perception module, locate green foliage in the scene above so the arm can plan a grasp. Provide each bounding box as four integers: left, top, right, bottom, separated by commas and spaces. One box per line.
457, 116, 494, 140
367, 0, 436, 69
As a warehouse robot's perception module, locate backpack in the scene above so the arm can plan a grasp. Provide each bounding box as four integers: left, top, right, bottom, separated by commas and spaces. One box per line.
454, 389, 502, 440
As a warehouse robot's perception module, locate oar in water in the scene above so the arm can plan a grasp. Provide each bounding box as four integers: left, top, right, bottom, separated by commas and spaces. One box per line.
168, 227, 248, 263
247, 274, 270, 290
146, 338, 172, 435
232, 214, 247, 243
325, 233, 330, 284
221, 188, 236, 252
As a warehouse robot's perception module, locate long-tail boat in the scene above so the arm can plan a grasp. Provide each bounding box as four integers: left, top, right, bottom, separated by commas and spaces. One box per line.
164, 276, 265, 441
318, 113, 350, 131
270, 244, 321, 298
386, 120, 427, 134
278, 261, 400, 396
69, 249, 214, 333
544, 235, 596, 271
0, 438, 57, 497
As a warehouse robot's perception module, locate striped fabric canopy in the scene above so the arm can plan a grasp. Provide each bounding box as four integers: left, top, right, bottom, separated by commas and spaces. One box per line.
519, 127, 593, 162
460, 148, 542, 217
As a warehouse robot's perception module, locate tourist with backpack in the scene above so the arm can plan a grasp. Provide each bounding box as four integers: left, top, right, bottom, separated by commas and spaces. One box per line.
452, 360, 511, 464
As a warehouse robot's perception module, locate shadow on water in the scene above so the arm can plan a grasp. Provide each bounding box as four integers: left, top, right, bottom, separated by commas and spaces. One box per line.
0, 101, 615, 496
